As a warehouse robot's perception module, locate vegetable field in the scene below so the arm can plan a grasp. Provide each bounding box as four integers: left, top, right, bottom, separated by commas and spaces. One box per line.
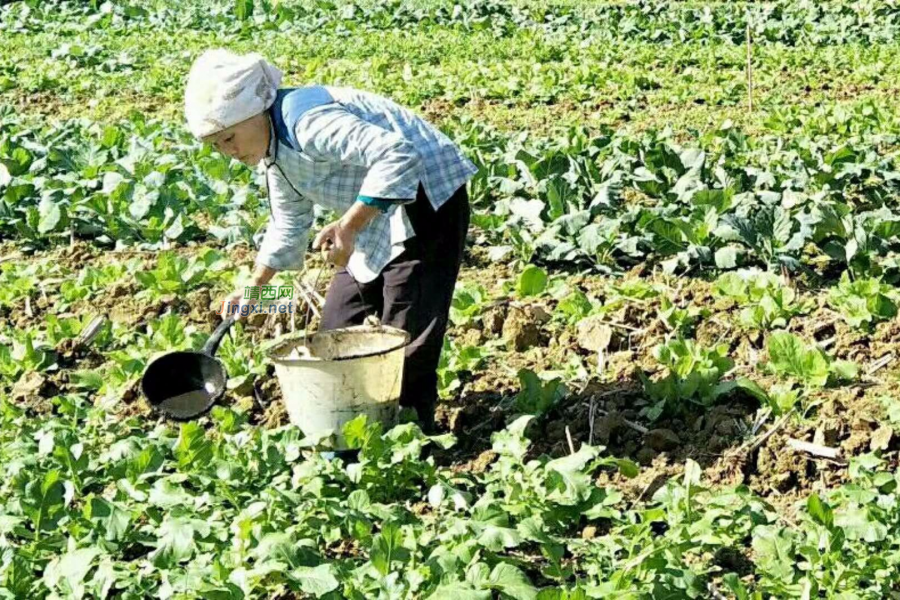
5, 0, 900, 597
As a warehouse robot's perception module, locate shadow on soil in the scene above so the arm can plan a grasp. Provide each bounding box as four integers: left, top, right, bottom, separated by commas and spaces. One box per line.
433, 373, 766, 500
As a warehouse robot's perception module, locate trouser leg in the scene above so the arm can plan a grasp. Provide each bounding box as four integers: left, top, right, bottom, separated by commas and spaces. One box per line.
380, 259, 460, 433
319, 184, 470, 434
381, 186, 470, 433
319, 268, 383, 330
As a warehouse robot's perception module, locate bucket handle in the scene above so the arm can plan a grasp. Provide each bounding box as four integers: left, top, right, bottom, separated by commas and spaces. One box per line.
310, 246, 378, 331
203, 314, 236, 356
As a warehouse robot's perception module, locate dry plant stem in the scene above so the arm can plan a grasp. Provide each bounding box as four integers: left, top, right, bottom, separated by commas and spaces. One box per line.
596, 318, 644, 333
745, 410, 793, 453
866, 353, 893, 376
299, 269, 328, 330
709, 582, 729, 600
750, 408, 772, 436
565, 426, 576, 454
305, 281, 326, 305
582, 387, 634, 443
296, 277, 325, 307
39, 277, 66, 286
635, 477, 659, 503
816, 336, 835, 350
787, 438, 841, 459
253, 385, 267, 410
592, 408, 649, 435
76, 315, 107, 348
588, 399, 596, 446
297, 285, 321, 319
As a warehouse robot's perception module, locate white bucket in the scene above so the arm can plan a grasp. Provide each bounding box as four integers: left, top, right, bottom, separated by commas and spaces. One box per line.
265, 325, 410, 449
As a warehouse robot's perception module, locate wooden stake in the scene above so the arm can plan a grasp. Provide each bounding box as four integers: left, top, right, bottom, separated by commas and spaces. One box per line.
746, 11, 753, 113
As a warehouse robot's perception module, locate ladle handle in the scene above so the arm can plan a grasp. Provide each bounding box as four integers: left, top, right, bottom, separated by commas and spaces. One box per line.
203, 314, 236, 356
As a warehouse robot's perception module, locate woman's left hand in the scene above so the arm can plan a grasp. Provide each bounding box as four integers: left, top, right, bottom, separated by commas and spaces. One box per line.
313, 219, 356, 267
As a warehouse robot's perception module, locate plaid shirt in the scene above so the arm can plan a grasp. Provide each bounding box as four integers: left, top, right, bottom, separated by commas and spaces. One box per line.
256, 86, 477, 282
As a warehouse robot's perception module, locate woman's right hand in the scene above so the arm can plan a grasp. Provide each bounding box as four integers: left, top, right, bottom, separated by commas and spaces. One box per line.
223, 288, 257, 321
224, 264, 277, 321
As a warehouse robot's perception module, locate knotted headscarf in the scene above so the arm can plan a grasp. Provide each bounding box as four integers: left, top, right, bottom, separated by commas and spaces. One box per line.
184, 49, 283, 139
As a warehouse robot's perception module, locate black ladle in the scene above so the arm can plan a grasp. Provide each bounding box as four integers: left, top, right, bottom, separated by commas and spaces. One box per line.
141, 315, 236, 420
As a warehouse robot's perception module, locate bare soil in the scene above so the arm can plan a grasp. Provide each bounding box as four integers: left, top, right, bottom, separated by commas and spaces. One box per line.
3, 240, 899, 515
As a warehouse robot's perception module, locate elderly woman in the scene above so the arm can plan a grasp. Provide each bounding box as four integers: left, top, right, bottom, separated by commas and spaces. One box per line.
184, 50, 476, 432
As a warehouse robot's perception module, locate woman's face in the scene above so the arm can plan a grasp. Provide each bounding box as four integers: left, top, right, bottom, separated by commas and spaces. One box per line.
203, 112, 270, 166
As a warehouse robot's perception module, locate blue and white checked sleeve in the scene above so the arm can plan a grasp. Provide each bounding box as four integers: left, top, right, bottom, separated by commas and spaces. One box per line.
295, 104, 422, 202
256, 165, 314, 271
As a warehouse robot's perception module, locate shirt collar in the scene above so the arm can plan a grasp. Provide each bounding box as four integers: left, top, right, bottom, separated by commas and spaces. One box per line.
264, 113, 277, 166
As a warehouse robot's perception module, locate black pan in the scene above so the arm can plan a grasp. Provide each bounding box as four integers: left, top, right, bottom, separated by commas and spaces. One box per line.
141, 315, 236, 420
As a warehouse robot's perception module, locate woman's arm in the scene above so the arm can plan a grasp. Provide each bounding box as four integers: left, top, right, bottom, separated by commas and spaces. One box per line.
312, 201, 380, 267
296, 104, 420, 267
256, 164, 314, 273
295, 104, 422, 204
224, 165, 313, 319
248, 263, 278, 287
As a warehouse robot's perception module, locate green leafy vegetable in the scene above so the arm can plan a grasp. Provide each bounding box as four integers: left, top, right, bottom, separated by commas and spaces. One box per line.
828, 272, 898, 330
766, 331, 857, 388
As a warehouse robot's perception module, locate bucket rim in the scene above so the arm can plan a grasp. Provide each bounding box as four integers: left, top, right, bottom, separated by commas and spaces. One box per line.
264, 325, 411, 363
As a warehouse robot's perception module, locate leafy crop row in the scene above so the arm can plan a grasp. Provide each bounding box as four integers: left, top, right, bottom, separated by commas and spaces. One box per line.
459, 101, 900, 278
0, 111, 265, 247
4, 0, 900, 47
2, 392, 900, 598
6, 101, 900, 280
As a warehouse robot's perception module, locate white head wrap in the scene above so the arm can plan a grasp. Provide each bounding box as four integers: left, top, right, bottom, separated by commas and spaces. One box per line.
184, 49, 283, 139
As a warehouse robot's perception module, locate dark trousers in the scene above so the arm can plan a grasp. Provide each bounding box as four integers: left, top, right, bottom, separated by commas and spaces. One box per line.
320, 184, 470, 433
